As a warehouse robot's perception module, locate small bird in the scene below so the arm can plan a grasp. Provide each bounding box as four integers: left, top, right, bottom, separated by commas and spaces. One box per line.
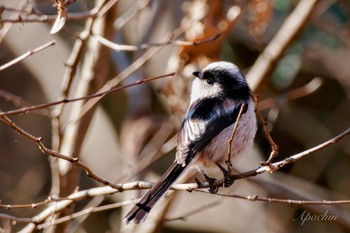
124, 61, 257, 224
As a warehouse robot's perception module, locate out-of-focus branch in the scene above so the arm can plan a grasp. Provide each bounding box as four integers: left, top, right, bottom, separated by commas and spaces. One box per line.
94, 33, 221, 51
0, 0, 119, 24
0, 10, 95, 23
16, 186, 122, 233
77, 16, 198, 122
37, 200, 138, 230
0, 90, 41, 113
246, 0, 320, 92
258, 77, 323, 110
0, 41, 55, 71
0, 75, 175, 189
165, 200, 223, 222
0, 0, 29, 42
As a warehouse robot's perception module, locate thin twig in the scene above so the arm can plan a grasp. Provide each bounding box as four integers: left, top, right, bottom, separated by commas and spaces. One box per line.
0, 41, 56, 71
195, 190, 350, 205
76, 24, 193, 120
0, 74, 173, 190
0, 0, 30, 42
0, 90, 50, 117
255, 96, 279, 164
227, 103, 246, 167
0, 199, 50, 210
0, 213, 33, 223
258, 77, 323, 110
0, 115, 121, 189
0, 11, 96, 23
94, 33, 221, 51
0, 90, 31, 108
0, 196, 83, 210
165, 199, 223, 222
0, 72, 174, 117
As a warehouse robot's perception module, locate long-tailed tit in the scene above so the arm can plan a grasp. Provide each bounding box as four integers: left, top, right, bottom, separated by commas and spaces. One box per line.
124, 61, 257, 224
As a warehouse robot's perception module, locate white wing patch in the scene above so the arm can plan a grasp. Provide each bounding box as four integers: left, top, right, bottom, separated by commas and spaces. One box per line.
176, 118, 206, 166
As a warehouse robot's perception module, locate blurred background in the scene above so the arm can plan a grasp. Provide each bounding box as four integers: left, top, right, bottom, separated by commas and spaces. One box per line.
0, 0, 350, 232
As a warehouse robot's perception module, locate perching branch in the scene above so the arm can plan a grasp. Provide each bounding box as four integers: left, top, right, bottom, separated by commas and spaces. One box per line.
1, 126, 347, 232
195, 190, 350, 205
177, 126, 350, 190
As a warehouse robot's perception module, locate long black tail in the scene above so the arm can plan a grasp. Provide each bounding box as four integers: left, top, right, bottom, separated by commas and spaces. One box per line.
124, 161, 187, 224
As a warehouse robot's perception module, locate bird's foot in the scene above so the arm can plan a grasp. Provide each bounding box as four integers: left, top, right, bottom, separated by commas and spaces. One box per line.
215, 161, 235, 187
203, 173, 219, 194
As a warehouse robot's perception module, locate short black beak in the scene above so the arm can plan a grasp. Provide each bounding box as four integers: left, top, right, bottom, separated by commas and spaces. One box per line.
192, 71, 202, 78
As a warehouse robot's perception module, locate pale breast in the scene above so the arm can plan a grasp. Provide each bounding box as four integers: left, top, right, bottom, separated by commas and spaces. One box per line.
193, 103, 257, 170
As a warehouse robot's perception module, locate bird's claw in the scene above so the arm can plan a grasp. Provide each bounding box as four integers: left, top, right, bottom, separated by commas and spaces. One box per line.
203, 173, 219, 194
216, 162, 235, 187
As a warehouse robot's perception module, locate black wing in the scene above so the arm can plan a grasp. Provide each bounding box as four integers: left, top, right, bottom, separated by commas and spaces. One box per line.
176, 99, 248, 165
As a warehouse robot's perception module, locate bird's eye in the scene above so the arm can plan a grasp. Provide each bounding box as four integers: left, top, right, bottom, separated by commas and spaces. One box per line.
203, 71, 215, 85
206, 78, 214, 85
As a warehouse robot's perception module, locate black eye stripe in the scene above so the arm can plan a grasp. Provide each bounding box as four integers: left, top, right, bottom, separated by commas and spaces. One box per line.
203, 71, 214, 80
203, 71, 216, 85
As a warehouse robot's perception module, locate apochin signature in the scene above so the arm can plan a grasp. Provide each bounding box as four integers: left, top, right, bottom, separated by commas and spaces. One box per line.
293, 210, 338, 225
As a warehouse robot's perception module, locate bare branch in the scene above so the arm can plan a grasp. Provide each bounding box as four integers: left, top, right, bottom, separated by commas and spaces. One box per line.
195, 190, 350, 205
173, 127, 350, 190
0, 114, 122, 190
258, 77, 323, 110
37, 199, 138, 229
0, 72, 174, 117
0, 213, 33, 223
0, 41, 56, 71
0, 11, 95, 23
166, 199, 223, 222
94, 33, 221, 51
255, 97, 279, 164
227, 103, 246, 166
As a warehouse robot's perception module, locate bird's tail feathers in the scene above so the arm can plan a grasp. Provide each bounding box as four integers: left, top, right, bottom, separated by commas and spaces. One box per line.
124, 161, 187, 224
